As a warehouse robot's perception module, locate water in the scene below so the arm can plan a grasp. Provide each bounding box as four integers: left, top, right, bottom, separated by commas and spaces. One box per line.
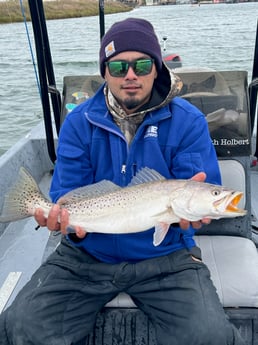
0, 2, 257, 156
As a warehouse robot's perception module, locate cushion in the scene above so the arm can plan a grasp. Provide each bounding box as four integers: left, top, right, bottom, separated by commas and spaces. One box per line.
195, 235, 258, 307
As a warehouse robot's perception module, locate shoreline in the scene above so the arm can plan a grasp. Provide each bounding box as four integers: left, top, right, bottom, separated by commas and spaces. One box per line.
0, 0, 133, 24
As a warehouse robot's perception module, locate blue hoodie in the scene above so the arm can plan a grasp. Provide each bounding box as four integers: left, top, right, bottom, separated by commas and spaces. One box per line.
50, 74, 221, 264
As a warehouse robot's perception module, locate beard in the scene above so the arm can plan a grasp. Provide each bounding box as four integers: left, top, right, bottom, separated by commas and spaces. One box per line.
123, 97, 142, 110
111, 86, 152, 113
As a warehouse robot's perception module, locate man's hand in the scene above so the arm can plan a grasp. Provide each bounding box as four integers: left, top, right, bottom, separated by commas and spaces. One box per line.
34, 205, 86, 239
179, 172, 211, 230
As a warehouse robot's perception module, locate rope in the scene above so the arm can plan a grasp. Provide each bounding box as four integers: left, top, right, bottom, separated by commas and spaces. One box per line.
19, 0, 41, 99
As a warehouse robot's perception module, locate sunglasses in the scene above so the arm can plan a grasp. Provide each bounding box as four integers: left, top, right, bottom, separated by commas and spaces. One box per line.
105, 58, 154, 78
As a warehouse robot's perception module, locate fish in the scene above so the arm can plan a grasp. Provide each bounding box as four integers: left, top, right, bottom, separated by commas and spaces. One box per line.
0, 167, 247, 246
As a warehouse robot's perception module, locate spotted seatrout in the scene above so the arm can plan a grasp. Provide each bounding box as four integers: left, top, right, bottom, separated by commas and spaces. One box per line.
0, 167, 246, 246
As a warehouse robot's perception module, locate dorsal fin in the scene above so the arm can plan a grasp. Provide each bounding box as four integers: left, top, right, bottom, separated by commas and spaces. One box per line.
129, 167, 165, 186
58, 180, 121, 205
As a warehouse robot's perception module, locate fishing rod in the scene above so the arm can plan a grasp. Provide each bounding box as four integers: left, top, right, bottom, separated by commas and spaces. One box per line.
99, 0, 105, 41
27, 0, 62, 164
19, 0, 41, 98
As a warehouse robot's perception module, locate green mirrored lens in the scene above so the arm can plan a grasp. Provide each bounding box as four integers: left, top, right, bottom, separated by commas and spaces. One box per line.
134, 60, 153, 76
108, 61, 128, 77
107, 59, 153, 77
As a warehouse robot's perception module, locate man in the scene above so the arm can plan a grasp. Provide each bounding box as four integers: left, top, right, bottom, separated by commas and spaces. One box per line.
0, 18, 245, 345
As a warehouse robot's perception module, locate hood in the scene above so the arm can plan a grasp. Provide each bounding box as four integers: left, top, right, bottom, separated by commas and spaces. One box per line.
152, 62, 183, 111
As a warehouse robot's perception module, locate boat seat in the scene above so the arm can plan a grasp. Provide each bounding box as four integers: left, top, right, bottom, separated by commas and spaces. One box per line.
105, 159, 258, 309
195, 235, 258, 307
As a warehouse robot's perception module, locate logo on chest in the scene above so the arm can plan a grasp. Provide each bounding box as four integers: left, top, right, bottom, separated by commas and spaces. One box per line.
144, 126, 158, 139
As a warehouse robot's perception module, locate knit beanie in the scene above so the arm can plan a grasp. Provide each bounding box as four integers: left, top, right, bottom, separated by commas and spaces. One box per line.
99, 18, 163, 77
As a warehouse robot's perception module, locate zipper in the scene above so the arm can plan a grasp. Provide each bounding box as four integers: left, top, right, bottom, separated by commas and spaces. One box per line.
121, 164, 126, 174
121, 164, 127, 186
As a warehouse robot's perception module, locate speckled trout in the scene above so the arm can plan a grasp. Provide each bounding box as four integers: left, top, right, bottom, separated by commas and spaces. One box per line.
0, 167, 246, 246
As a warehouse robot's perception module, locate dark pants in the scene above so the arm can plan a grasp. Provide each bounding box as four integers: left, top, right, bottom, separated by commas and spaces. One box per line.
0, 237, 246, 345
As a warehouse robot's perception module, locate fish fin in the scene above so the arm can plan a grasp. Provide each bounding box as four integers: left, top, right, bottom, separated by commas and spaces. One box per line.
0, 167, 44, 223
129, 167, 165, 186
153, 222, 170, 246
58, 180, 121, 204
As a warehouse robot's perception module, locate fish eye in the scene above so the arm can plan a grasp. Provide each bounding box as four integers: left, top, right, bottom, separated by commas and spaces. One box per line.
212, 189, 221, 196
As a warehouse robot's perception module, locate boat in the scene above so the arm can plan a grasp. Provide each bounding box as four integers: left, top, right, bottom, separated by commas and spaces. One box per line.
163, 53, 182, 68
0, 1, 258, 344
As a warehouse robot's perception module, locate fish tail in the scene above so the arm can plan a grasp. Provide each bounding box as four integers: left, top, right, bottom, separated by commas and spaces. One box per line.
0, 167, 48, 223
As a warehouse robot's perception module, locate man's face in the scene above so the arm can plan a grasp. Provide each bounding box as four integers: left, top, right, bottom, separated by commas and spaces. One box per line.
104, 51, 158, 114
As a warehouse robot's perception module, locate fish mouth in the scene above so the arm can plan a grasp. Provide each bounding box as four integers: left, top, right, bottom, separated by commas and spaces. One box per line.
214, 192, 246, 214
226, 192, 244, 212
